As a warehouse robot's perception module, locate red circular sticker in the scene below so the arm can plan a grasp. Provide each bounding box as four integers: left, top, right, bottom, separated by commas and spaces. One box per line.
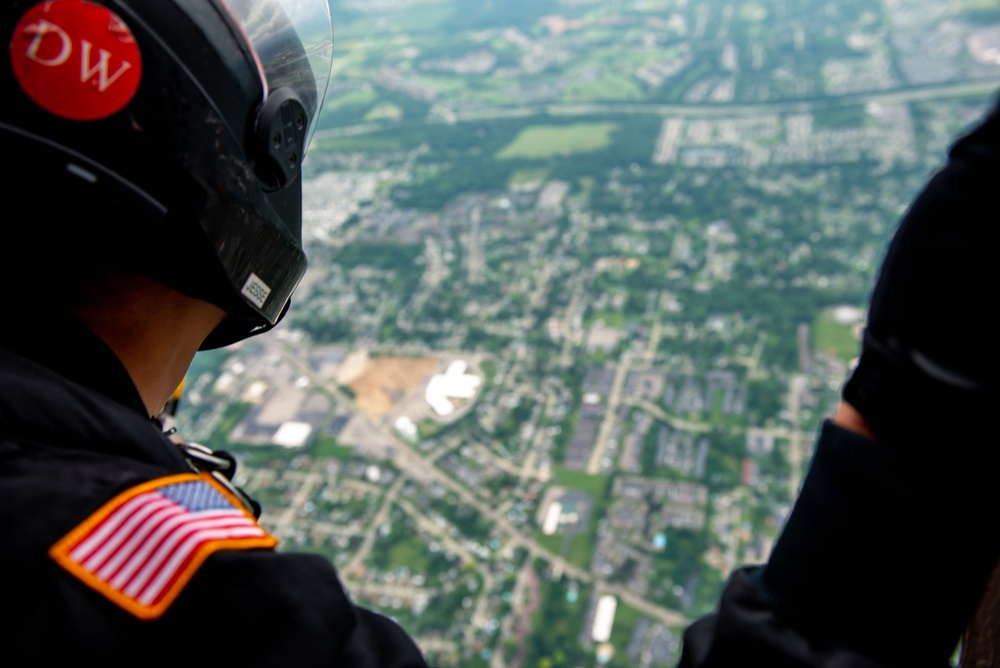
10, 0, 143, 121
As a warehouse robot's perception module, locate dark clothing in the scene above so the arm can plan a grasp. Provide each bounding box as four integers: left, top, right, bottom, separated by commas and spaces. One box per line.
679, 422, 999, 668
680, 97, 1000, 668
0, 318, 428, 667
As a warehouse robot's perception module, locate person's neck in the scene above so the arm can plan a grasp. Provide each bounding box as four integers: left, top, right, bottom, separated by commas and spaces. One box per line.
71, 275, 226, 416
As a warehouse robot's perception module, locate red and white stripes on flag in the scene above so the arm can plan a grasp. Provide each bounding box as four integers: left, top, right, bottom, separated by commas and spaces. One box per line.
51, 473, 277, 619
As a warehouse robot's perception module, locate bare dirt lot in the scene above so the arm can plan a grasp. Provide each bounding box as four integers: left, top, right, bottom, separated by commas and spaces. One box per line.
348, 356, 438, 418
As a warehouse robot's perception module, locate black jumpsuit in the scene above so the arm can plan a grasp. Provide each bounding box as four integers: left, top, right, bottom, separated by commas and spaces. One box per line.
680, 97, 1000, 667
0, 317, 428, 667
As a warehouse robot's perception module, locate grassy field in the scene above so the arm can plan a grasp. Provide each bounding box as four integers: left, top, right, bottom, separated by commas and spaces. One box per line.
535, 532, 564, 556
563, 76, 643, 103
813, 310, 861, 362
497, 123, 620, 160
365, 103, 404, 122
550, 467, 612, 569
380, 529, 433, 573
588, 310, 628, 328
564, 531, 597, 569
314, 134, 407, 153
311, 436, 356, 460
554, 467, 612, 499
508, 167, 551, 187
607, 601, 643, 665
530, 527, 595, 569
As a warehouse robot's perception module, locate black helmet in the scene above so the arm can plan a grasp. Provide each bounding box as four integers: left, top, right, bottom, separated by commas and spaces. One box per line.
1, 0, 333, 347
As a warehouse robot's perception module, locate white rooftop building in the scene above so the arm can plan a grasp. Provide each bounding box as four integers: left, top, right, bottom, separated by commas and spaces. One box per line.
425, 360, 482, 417
395, 416, 419, 442
271, 421, 313, 448
591, 595, 618, 643
542, 501, 563, 536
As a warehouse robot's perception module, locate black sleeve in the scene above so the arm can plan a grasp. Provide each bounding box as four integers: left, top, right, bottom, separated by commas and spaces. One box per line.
678, 95, 1000, 667
679, 567, 885, 668
2, 442, 429, 667
678, 421, 1000, 668
179, 550, 431, 667
17, 545, 429, 666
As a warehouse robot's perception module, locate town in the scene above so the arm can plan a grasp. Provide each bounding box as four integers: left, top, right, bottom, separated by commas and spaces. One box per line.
176, 0, 1000, 665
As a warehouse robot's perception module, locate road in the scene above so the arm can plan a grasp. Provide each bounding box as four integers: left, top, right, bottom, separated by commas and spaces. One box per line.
384, 428, 689, 628
586, 353, 632, 474
314, 79, 1000, 142
397, 498, 480, 567
278, 340, 691, 631
627, 398, 713, 434
466, 206, 485, 283
558, 276, 585, 368
645, 320, 663, 363
786, 375, 808, 498
343, 473, 407, 577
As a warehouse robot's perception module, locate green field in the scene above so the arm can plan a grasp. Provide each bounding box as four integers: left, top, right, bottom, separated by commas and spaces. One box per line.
315, 134, 407, 153
508, 167, 551, 187
551, 468, 612, 569
365, 103, 404, 122
535, 532, 564, 556
378, 527, 433, 573
311, 436, 356, 460
553, 467, 612, 498
497, 123, 620, 160
530, 525, 598, 572
563, 76, 643, 103
565, 532, 597, 569
588, 310, 628, 328
606, 602, 643, 666
813, 310, 861, 362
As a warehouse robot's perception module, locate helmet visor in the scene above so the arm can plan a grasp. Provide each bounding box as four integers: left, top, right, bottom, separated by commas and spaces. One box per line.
218, 0, 333, 152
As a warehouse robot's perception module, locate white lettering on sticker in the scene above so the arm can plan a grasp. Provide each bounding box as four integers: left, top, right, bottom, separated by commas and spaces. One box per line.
79, 40, 132, 92
23, 19, 72, 66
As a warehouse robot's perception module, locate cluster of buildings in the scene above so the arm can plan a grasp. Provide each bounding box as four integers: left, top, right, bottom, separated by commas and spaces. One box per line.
654, 105, 919, 171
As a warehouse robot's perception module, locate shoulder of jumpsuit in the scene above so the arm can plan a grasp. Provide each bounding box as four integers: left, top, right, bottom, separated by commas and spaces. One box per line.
4, 469, 375, 664
0, 347, 412, 665
4, 449, 414, 664
0, 344, 191, 470
679, 567, 889, 668
0, 343, 198, 570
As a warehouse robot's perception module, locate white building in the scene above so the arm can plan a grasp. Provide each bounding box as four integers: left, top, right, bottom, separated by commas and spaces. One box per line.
395, 416, 419, 442
425, 360, 482, 417
272, 421, 313, 448
591, 595, 618, 643
542, 501, 563, 536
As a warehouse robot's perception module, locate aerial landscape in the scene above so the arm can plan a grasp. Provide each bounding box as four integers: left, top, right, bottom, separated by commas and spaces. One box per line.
175, 0, 1000, 665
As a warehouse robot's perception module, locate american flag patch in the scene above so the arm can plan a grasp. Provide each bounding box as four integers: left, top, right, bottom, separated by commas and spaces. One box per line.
50, 473, 277, 620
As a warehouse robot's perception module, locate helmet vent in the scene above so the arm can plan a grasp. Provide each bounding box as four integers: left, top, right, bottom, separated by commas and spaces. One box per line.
253, 87, 307, 190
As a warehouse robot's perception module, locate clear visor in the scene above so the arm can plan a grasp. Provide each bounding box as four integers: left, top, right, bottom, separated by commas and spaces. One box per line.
218, 0, 333, 152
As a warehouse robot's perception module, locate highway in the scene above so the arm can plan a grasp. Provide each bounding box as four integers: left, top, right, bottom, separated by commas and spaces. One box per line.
314, 79, 1000, 142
